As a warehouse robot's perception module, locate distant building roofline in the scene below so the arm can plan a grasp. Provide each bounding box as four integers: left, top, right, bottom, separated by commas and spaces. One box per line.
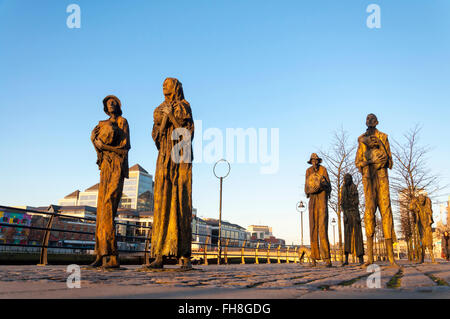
35, 205, 97, 213
129, 164, 150, 175
84, 183, 99, 192
64, 190, 80, 199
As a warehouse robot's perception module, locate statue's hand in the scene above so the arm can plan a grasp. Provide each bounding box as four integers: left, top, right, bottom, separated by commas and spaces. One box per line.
161, 106, 170, 115
161, 103, 174, 116
91, 126, 100, 141
369, 135, 380, 146
94, 139, 104, 151
375, 151, 387, 163
360, 160, 372, 168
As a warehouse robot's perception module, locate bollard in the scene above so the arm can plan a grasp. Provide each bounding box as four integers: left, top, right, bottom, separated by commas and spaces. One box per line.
204, 236, 209, 265
277, 245, 281, 264
286, 247, 290, 264
255, 243, 260, 264
241, 240, 246, 264
267, 244, 271, 264
224, 239, 230, 264
38, 205, 59, 266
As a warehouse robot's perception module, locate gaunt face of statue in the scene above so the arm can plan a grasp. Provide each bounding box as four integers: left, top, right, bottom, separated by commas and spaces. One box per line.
311, 158, 320, 170
163, 79, 175, 98
107, 99, 118, 115
366, 114, 378, 129
418, 194, 426, 205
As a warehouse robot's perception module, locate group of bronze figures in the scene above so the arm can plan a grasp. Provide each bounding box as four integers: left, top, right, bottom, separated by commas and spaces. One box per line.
88, 78, 435, 270
89, 78, 193, 269
305, 113, 435, 267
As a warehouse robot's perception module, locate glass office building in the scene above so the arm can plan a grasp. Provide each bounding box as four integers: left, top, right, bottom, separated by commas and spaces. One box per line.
58, 164, 154, 212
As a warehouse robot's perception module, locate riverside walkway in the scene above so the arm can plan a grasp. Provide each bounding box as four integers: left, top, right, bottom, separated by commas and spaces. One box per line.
0, 260, 449, 298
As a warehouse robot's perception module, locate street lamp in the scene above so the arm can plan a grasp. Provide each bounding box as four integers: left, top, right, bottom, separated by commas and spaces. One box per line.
213, 159, 231, 265
194, 209, 199, 248
296, 201, 307, 247
331, 217, 337, 260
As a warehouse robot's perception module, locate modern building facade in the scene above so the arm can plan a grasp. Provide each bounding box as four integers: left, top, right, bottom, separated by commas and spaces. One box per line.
246, 225, 285, 247
203, 218, 247, 247
247, 225, 273, 240
58, 164, 154, 212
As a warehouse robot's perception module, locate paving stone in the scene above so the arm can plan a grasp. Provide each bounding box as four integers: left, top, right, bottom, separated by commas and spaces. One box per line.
401, 265, 435, 288
0, 261, 449, 298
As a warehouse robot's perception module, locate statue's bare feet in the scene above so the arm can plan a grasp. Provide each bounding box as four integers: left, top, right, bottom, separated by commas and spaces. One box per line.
102, 255, 120, 269
89, 256, 102, 268
180, 257, 192, 270
147, 256, 164, 269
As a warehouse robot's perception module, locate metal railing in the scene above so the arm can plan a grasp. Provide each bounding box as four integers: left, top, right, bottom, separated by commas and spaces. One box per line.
0, 205, 318, 265
189, 233, 313, 265
0, 205, 151, 265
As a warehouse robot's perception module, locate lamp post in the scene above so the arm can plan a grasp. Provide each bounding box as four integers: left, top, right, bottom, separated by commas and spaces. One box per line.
331, 217, 337, 260
213, 159, 231, 265
296, 201, 307, 246
194, 209, 199, 248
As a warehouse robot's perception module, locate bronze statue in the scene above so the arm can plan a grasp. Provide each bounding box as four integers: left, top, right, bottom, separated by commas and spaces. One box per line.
90, 95, 130, 268
355, 113, 398, 267
443, 231, 450, 261
305, 153, 332, 267
408, 194, 435, 263
147, 78, 194, 270
340, 173, 364, 265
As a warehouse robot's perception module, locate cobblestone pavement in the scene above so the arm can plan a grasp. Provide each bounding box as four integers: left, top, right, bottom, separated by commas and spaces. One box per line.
0, 260, 449, 298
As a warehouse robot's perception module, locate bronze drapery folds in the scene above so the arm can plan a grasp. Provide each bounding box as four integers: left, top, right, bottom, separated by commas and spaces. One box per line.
148, 78, 194, 270
409, 194, 435, 263
355, 113, 398, 267
305, 153, 332, 267
340, 173, 364, 265
90, 95, 130, 269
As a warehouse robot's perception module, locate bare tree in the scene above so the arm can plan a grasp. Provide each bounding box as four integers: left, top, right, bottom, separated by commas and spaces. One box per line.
390, 124, 441, 260
319, 126, 362, 260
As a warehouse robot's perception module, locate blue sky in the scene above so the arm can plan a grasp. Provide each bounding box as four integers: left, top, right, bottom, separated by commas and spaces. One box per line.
1, 0, 449, 245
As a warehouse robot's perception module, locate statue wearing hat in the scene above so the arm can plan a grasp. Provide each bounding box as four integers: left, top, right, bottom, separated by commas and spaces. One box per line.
90, 95, 130, 268
305, 153, 332, 267
356, 113, 398, 267
408, 194, 435, 263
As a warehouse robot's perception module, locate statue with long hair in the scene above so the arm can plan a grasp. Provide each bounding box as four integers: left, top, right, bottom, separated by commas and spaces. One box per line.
148, 78, 194, 269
